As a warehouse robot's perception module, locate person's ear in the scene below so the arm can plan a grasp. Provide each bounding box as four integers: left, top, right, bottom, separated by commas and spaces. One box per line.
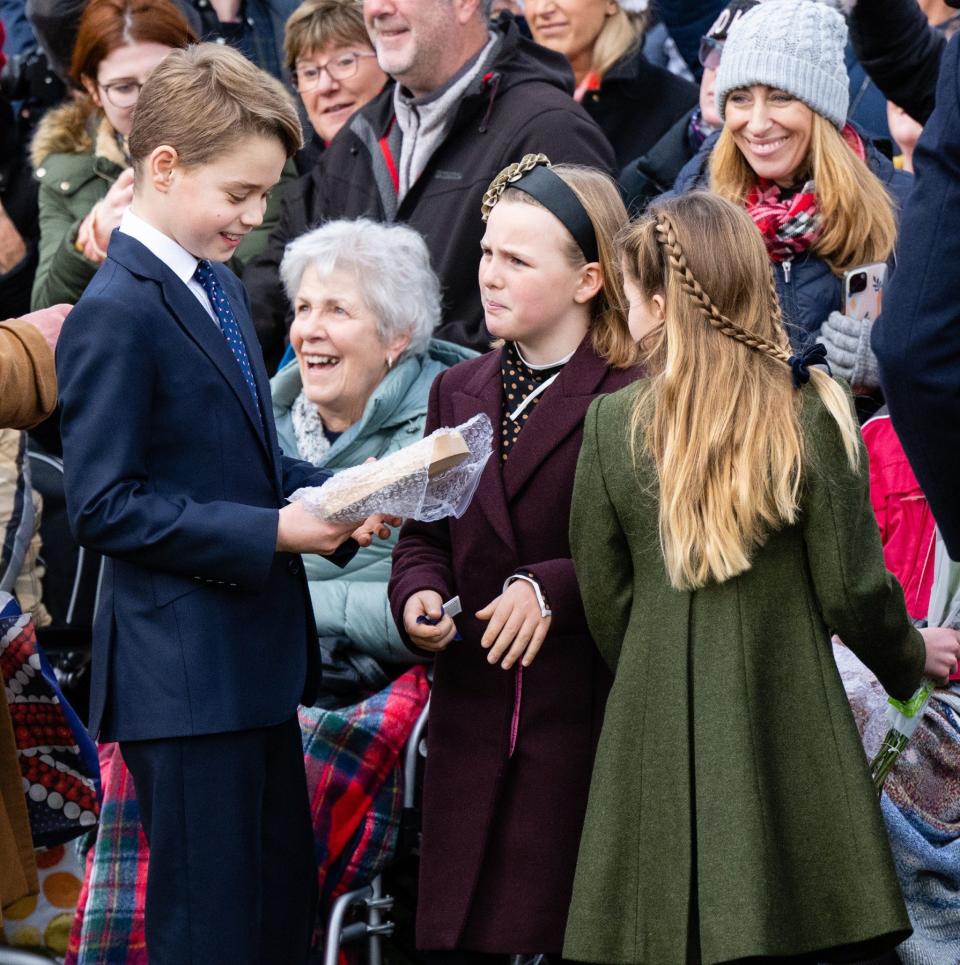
573, 263, 604, 305
651, 292, 666, 320
386, 332, 412, 366
146, 145, 181, 194
454, 0, 483, 26
81, 75, 101, 107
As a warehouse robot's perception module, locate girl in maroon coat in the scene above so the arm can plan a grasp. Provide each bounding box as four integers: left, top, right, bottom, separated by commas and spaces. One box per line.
388, 154, 639, 962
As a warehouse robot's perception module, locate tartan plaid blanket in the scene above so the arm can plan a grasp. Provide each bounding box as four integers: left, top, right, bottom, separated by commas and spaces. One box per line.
65, 666, 430, 963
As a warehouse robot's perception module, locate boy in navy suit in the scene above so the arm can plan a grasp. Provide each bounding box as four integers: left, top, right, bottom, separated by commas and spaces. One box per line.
55, 44, 395, 965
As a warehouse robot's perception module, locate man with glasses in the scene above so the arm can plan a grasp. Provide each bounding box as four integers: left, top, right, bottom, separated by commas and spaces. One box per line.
243, 0, 615, 356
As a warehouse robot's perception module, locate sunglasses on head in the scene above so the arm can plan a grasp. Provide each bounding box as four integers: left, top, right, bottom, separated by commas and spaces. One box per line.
698, 35, 723, 71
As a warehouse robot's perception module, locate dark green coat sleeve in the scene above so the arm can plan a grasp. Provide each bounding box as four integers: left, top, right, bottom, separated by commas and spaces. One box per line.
570, 395, 634, 671
800, 386, 925, 701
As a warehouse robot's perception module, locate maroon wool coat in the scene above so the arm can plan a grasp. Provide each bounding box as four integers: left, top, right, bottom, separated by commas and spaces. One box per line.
388, 337, 639, 954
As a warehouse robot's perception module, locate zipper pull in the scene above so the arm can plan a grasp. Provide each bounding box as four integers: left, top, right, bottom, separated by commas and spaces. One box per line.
783, 258, 793, 284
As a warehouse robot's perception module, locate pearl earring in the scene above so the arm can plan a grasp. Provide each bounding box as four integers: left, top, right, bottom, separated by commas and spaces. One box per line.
386, 356, 393, 370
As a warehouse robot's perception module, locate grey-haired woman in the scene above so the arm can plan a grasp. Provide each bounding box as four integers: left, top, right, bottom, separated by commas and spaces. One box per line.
271, 218, 474, 690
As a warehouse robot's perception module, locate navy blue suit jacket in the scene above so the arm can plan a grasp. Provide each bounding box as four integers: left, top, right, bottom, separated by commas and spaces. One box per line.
873, 31, 960, 561
56, 230, 351, 741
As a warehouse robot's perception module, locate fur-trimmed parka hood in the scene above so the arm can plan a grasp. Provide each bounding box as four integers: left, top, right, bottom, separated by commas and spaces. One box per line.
30, 97, 126, 171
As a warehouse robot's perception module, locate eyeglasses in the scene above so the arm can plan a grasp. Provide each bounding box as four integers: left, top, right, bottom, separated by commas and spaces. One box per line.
698, 36, 723, 72
294, 51, 378, 90
98, 80, 144, 109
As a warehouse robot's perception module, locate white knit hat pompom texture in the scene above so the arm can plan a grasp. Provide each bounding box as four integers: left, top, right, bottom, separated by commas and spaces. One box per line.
715, 0, 850, 130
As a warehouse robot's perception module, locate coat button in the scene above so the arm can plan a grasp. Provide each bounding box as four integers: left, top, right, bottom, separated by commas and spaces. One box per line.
288, 558, 301, 574
36, 167, 46, 179
60, 181, 71, 191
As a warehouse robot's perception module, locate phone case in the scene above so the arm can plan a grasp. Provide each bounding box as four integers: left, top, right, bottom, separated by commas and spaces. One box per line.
843, 263, 887, 322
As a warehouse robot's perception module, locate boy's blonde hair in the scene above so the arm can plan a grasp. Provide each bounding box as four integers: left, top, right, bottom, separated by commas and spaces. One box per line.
129, 43, 303, 171
709, 111, 897, 275
284, 0, 370, 73
482, 156, 637, 369
620, 192, 860, 591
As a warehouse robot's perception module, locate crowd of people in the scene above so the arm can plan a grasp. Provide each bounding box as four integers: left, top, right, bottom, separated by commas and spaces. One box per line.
3, 0, 960, 963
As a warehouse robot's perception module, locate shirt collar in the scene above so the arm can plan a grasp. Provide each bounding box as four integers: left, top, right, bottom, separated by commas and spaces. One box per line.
120, 207, 200, 285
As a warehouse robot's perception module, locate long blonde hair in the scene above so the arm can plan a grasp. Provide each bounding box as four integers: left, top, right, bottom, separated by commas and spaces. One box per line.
621, 192, 859, 591
482, 155, 637, 369
709, 111, 898, 274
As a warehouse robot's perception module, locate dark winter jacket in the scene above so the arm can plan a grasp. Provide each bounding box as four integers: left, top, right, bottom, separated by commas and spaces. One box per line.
849, 0, 946, 125
619, 106, 697, 215
580, 45, 697, 170
671, 129, 913, 350
242, 16, 616, 359
873, 32, 960, 561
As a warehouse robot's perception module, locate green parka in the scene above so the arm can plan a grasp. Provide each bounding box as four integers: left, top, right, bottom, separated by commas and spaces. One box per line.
271, 339, 476, 663
564, 381, 925, 965
29, 99, 292, 310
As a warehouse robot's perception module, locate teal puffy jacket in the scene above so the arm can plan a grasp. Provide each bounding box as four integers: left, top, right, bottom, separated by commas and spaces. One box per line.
271, 339, 477, 663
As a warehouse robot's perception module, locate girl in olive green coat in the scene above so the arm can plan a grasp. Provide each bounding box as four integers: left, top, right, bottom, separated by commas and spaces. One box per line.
563, 193, 960, 965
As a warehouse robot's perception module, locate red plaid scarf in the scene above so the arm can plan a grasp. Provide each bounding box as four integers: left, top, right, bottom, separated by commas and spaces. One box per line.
745, 124, 867, 262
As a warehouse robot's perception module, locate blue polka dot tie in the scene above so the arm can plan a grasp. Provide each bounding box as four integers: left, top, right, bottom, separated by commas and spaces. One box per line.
194, 260, 262, 421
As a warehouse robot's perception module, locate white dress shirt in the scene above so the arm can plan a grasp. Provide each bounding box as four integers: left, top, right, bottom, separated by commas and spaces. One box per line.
119, 208, 219, 325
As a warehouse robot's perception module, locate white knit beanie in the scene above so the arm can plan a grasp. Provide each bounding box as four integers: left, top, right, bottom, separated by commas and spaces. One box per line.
715, 0, 849, 129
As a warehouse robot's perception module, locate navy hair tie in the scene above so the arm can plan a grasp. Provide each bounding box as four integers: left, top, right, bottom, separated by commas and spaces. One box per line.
787, 342, 831, 389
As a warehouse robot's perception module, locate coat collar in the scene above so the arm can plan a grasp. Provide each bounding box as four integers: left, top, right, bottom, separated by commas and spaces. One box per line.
450, 335, 613, 552
107, 231, 275, 467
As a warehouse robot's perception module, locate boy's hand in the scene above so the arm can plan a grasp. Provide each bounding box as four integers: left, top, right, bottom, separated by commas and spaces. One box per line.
403, 590, 457, 652
476, 581, 551, 670
276, 502, 397, 555
919, 626, 960, 684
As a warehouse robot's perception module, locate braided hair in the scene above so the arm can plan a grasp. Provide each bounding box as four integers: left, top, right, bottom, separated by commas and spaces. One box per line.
619, 192, 859, 590
653, 211, 792, 370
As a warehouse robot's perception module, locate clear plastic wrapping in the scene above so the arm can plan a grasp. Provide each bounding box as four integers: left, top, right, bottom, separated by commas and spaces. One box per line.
290, 414, 493, 524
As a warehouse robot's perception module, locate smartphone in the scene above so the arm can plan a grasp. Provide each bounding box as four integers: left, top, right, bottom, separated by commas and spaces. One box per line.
842, 262, 887, 322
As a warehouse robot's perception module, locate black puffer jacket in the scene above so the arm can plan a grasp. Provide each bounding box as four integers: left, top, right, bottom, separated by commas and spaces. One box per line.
579, 45, 698, 170
242, 15, 616, 360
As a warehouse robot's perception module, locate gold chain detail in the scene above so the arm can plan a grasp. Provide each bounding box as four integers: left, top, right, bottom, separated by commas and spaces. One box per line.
480, 153, 551, 222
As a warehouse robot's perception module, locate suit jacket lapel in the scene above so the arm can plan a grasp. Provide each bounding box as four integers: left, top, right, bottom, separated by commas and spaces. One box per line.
502, 337, 609, 502
451, 352, 516, 555
158, 271, 273, 464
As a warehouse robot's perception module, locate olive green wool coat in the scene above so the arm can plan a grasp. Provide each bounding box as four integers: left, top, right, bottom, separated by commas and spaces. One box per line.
563, 382, 924, 965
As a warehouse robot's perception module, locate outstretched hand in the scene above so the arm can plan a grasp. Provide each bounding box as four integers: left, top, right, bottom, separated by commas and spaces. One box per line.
277, 501, 399, 555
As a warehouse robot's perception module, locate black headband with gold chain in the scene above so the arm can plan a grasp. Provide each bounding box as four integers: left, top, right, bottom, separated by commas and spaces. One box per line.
481, 154, 599, 265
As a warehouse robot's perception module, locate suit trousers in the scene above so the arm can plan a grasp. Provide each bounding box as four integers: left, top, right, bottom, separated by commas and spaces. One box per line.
120, 717, 317, 965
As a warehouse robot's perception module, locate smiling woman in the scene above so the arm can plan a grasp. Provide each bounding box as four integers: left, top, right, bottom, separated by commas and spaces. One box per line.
270, 217, 474, 672
525, 0, 697, 167
670, 0, 911, 399
284, 0, 388, 145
